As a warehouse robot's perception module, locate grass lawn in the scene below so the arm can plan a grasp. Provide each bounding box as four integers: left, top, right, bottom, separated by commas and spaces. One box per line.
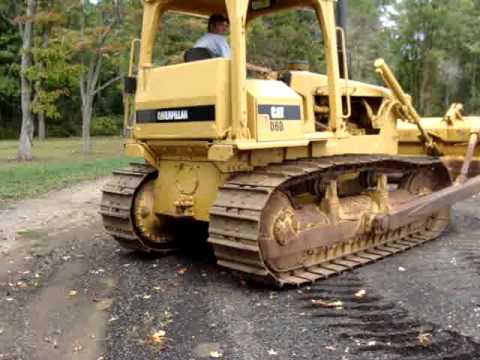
0, 137, 134, 202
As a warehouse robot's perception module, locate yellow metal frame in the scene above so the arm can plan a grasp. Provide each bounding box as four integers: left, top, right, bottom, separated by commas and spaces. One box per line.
125, 0, 404, 221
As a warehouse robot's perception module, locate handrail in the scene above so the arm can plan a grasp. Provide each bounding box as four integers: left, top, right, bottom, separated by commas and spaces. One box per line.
336, 26, 351, 119
124, 38, 141, 135
128, 38, 141, 77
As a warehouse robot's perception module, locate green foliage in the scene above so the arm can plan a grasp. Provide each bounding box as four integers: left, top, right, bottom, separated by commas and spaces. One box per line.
388, 0, 480, 115
29, 38, 82, 119
247, 10, 325, 72
3, 0, 480, 141
91, 115, 123, 136
0, 16, 21, 137
154, 14, 205, 65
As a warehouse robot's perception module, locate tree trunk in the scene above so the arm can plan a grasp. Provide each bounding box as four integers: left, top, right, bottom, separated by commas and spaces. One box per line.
38, 113, 46, 141
81, 96, 93, 153
17, 0, 37, 161
37, 29, 49, 141
78, 0, 122, 153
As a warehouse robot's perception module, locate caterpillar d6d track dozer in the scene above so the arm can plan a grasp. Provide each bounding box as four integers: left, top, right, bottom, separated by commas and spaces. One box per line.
101, 0, 480, 287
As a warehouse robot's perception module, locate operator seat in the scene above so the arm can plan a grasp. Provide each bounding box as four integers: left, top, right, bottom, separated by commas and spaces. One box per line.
184, 47, 217, 62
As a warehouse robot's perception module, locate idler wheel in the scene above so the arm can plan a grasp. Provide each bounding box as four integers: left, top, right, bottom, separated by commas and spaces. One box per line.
259, 190, 330, 273
401, 168, 451, 237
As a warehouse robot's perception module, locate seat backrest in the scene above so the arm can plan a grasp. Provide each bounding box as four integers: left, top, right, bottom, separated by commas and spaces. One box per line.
184, 47, 217, 62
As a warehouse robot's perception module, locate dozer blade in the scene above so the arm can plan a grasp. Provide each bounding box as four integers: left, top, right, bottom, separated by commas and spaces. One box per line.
374, 174, 480, 233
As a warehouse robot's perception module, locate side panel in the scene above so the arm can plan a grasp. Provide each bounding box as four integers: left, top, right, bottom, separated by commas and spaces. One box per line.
134, 59, 231, 139
247, 80, 305, 142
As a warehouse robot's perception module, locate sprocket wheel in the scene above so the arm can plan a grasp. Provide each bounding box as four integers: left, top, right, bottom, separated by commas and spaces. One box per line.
132, 175, 178, 251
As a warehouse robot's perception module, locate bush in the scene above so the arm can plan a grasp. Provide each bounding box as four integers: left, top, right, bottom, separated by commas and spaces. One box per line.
91, 115, 123, 136
0, 126, 19, 139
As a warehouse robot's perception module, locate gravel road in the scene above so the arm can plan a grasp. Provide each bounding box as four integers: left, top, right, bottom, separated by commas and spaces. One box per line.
0, 179, 479, 360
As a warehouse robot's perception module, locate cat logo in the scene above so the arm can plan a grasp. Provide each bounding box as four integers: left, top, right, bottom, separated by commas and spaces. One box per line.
270, 106, 285, 119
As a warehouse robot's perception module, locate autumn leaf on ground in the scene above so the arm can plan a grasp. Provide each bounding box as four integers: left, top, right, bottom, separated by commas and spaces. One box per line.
69, 290, 78, 297
151, 330, 166, 343
176, 267, 188, 275
417, 332, 433, 346
311, 299, 343, 309
146, 330, 168, 350
209, 351, 223, 358
354, 289, 367, 298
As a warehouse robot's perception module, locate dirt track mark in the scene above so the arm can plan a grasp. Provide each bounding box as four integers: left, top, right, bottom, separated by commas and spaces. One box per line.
0, 178, 108, 254
301, 273, 480, 360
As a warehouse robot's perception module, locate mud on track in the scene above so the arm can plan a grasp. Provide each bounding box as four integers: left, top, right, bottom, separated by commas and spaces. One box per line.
0, 181, 479, 360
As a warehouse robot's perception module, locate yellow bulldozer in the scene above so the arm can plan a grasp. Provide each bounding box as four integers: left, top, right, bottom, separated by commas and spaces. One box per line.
100, 0, 480, 286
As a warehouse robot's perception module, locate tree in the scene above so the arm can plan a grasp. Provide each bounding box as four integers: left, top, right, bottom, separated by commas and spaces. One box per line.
348, 0, 392, 83
17, 0, 38, 161
75, 0, 125, 153
30, 1, 81, 140
388, 0, 477, 115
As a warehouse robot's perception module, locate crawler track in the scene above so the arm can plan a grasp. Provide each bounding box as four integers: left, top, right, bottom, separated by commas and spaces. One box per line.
100, 163, 160, 252
208, 155, 451, 286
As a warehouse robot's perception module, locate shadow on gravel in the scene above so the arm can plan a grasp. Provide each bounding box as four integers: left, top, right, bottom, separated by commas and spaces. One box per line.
301, 273, 480, 360
119, 219, 216, 263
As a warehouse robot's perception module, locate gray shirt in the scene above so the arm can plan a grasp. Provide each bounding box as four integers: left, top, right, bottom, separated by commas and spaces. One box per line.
194, 33, 231, 58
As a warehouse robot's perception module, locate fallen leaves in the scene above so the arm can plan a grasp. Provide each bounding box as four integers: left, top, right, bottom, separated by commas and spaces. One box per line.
68, 290, 78, 297
354, 289, 367, 298
176, 267, 188, 275
94, 298, 113, 311
268, 349, 278, 355
44, 336, 59, 349
151, 330, 166, 343
325, 345, 336, 351
73, 343, 83, 352
209, 351, 223, 358
16, 281, 28, 289
146, 330, 168, 350
311, 299, 344, 309
90, 268, 106, 275
160, 310, 174, 328
417, 332, 433, 346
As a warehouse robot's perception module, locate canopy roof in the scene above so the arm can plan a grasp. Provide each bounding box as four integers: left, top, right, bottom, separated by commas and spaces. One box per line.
160, 0, 317, 19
